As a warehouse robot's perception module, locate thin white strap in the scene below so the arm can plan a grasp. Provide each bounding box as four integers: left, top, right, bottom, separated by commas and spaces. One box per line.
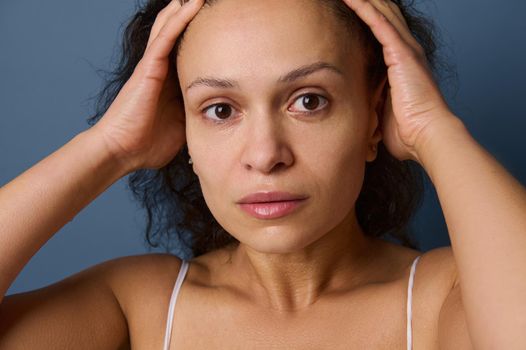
163, 260, 190, 350
406, 255, 421, 350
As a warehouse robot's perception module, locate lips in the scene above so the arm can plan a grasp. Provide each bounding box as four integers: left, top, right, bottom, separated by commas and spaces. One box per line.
237, 191, 307, 204
237, 191, 308, 219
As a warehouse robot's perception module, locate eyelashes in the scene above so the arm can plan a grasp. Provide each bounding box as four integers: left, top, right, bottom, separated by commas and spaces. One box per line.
203, 103, 234, 122
289, 94, 329, 115
201, 93, 329, 123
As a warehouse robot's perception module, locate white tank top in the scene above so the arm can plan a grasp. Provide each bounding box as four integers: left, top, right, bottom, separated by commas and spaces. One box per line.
163, 255, 421, 350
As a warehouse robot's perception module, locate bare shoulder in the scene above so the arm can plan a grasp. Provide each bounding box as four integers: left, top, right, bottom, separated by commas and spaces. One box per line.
102, 252, 183, 306
411, 245, 458, 308
100, 253, 185, 347
418, 248, 473, 349
0, 253, 183, 349
373, 239, 457, 285
420, 245, 458, 284
372, 241, 460, 348
409, 246, 466, 349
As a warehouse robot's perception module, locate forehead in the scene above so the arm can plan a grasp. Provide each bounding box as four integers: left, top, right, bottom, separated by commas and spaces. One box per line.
176, 0, 362, 88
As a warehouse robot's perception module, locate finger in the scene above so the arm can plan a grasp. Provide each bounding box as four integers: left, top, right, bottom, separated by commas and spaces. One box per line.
142, 0, 204, 67
369, 0, 423, 53
146, 0, 183, 50
373, 1, 408, 29
130, 0, 203, 104
342, 0, 423, 61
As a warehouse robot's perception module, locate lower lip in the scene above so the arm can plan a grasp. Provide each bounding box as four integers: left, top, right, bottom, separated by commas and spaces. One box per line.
238, 199, 307, 219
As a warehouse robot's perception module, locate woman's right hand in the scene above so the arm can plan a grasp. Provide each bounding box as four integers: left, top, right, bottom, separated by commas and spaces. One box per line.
92, 0, 204, 173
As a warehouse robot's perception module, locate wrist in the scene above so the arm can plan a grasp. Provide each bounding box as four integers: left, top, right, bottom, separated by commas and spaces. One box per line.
414, 114, 471, 172
79, 127, 136, 177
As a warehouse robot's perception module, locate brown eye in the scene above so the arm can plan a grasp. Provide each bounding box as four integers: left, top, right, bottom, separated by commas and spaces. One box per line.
203, 103, 234, 121
289, 93, 328, 114
303, 95, 320, 110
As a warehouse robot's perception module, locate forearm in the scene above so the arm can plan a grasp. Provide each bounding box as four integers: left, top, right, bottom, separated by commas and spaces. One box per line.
418, 117, 526, 348
0, 129, 130, 301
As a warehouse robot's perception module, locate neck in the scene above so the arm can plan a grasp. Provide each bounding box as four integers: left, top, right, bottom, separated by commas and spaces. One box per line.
229, 210, 378, 313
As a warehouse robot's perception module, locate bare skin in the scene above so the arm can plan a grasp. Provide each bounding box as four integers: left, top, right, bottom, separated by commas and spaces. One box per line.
0, 241, 457, 349
1, 0, 525, 349
163, 241, 458, 349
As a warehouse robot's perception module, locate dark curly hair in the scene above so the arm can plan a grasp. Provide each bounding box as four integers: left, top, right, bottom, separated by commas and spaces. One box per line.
87, 0, 451, 258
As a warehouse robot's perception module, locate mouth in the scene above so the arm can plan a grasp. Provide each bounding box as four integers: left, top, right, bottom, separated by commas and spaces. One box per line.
237, 192, 308, 219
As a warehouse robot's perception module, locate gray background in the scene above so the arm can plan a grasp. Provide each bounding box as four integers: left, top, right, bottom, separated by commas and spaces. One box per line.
2, 0, 525, 295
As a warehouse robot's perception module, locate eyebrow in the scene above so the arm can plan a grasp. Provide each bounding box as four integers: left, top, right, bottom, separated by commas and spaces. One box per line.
185, 61, 344, 92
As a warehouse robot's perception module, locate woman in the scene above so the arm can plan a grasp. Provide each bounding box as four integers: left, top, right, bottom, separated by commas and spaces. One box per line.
1, 0, 525, 349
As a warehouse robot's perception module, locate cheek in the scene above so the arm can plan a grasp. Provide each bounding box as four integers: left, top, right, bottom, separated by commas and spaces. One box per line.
186, 123, 232, 199
186, 119, 214, 171
306, 119, 368, 203
316, 140, 366, 195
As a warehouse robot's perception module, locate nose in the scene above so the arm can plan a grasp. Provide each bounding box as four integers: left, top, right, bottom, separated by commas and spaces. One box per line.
239, 113, 294, 174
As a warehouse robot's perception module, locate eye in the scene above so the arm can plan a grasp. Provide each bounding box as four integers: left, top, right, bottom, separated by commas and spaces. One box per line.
202, 103, 236, 122
289, 94, 328, 115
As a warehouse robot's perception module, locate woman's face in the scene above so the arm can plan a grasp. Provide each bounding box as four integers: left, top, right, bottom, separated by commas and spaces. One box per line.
176, 0, 382, 253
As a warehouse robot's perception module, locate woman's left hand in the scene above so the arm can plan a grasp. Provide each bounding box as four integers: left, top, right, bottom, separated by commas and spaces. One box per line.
343, 0, 460, 164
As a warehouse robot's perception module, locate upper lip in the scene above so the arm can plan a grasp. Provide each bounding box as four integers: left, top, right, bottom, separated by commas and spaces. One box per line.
237, 191, 308, 204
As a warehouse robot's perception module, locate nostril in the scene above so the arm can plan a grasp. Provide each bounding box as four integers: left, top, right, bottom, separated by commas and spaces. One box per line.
243, 161, 288, 173
272, 162, 287, 172
240, 138, 294, 173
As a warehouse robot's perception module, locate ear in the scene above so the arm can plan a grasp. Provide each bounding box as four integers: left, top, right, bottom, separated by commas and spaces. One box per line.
366, 76, 388, 162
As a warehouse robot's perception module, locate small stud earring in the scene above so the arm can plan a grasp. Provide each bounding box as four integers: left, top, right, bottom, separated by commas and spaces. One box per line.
188, 157, 193, 165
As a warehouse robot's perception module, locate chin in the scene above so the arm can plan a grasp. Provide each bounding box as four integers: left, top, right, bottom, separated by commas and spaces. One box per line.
236, 226, 322, 255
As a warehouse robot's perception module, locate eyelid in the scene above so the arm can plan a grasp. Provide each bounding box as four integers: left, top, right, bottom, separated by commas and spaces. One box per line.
201, 102, 241, 123
288, 93, 329, 114
200, 91, 330, 123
